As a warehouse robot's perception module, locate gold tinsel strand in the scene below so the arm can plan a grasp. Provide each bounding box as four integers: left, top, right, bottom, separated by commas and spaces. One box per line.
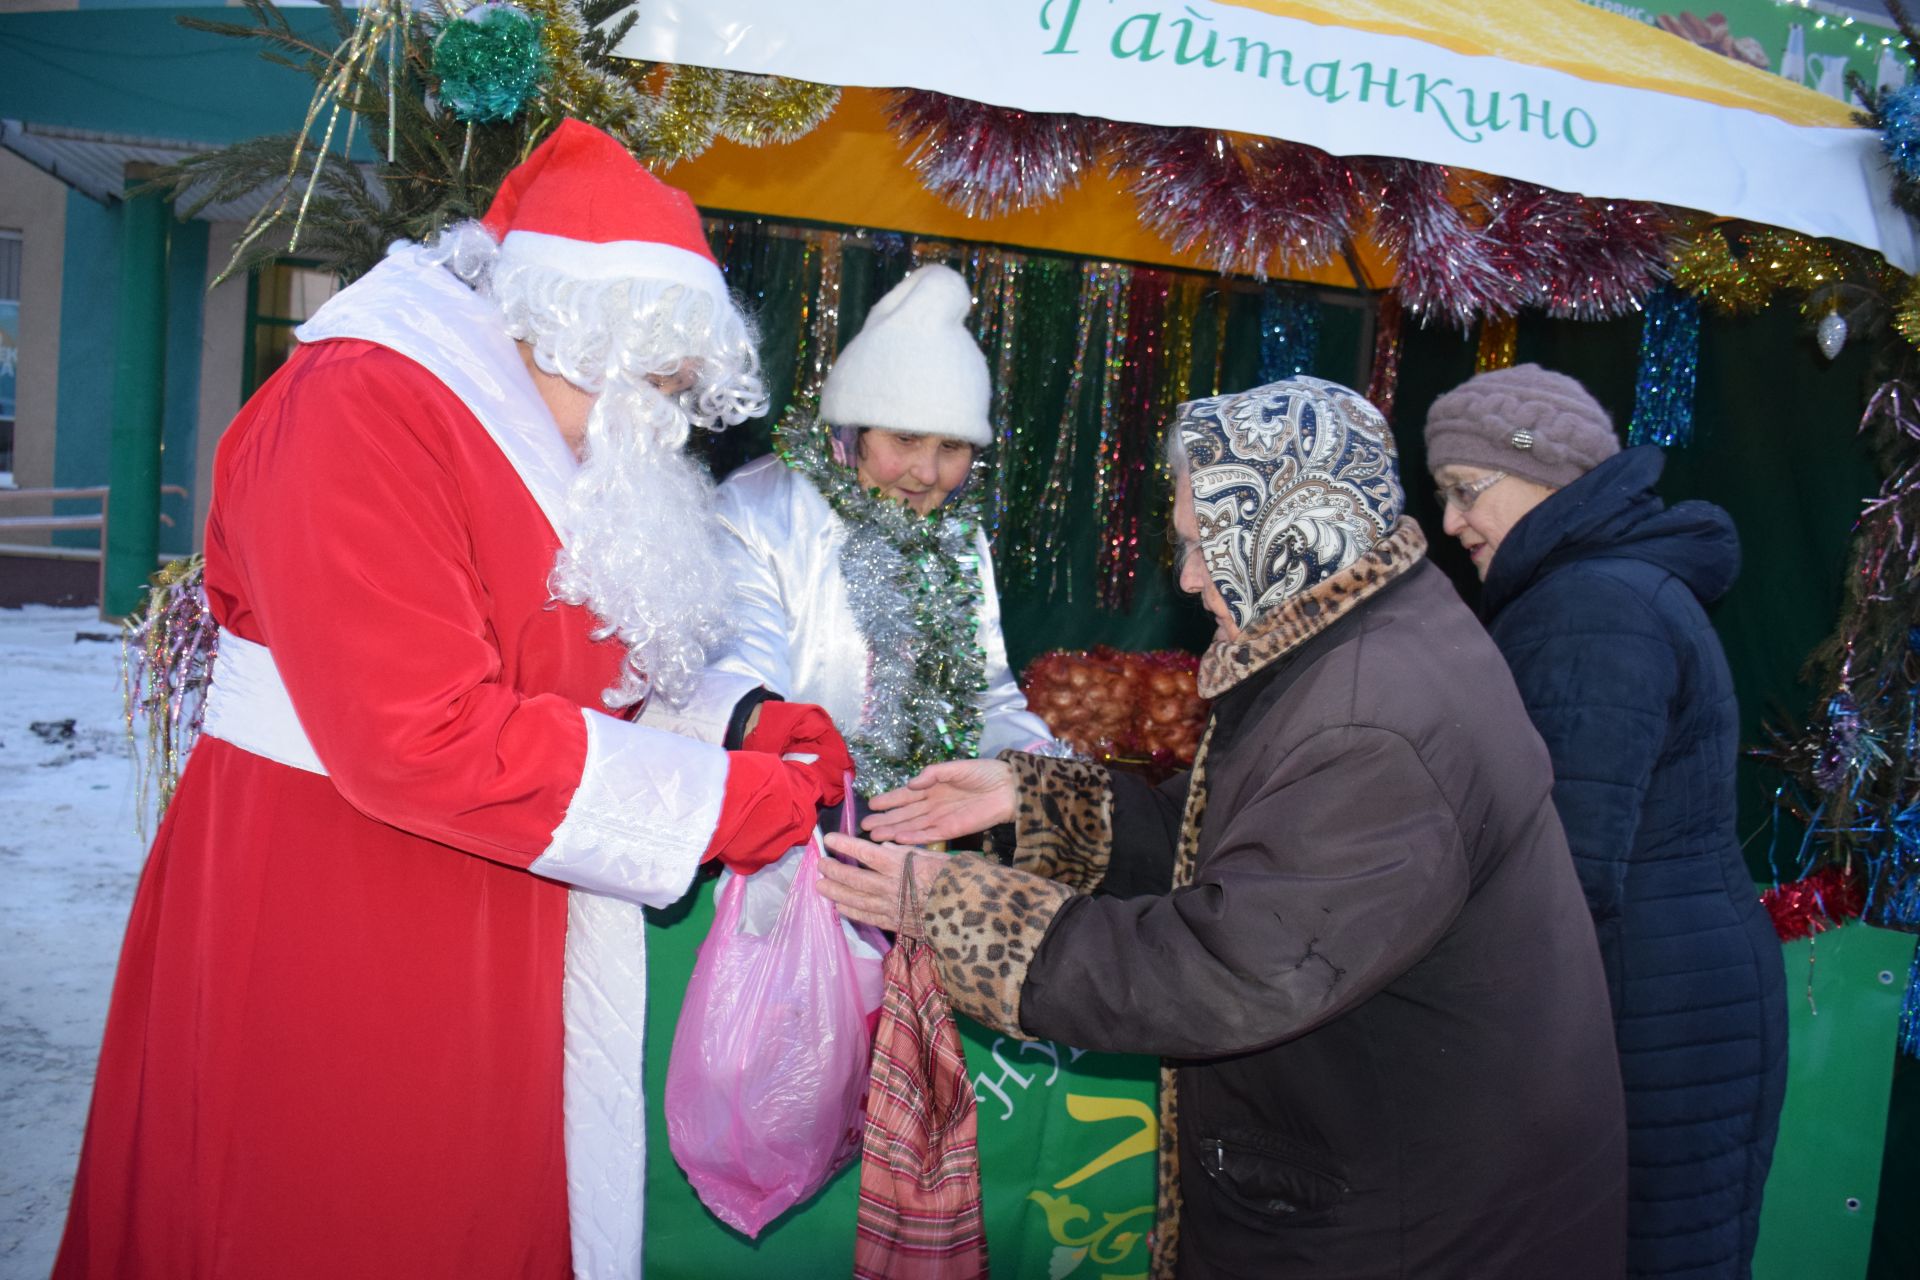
1474, 313, 1519, 372
216, 0, 411, 280
1669, 222, 1856, 316
523, 0, 646, 141
1895, 276, 1920, 349
716, 74, 840, 147
647, 65, 729, 164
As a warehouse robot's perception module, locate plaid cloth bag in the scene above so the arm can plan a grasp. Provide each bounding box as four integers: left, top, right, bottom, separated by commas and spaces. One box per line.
852, 855, 990, 1280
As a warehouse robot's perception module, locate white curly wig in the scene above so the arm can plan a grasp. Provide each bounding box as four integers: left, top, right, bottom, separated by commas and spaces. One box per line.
425, 220, 769, 709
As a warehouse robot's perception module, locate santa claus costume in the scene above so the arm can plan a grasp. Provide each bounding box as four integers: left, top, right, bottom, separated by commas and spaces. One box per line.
53, 121, 842, 1280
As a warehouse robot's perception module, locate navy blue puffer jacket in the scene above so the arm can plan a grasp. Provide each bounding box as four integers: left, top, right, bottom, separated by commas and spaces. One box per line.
1481, 446, 1787, 1280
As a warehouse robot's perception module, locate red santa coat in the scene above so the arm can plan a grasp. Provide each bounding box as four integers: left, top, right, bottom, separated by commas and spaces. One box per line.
55, 250, 746, 1280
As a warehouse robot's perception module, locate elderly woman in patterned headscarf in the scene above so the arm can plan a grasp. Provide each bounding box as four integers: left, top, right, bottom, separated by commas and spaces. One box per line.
820, 377, 1629, 1280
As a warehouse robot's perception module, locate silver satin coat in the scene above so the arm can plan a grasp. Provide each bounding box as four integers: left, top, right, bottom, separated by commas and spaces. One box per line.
710, 454, 1055, 760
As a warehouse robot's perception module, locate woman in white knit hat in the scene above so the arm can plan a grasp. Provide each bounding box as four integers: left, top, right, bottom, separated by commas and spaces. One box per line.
703, 264, 1063, 798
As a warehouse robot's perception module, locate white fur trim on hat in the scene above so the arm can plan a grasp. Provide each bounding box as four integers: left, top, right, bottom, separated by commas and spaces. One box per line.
497, 229, 729, 305
820, 264, 992, 446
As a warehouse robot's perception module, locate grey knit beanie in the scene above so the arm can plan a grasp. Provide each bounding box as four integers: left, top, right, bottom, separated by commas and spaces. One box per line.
1423, 364, 1619, 490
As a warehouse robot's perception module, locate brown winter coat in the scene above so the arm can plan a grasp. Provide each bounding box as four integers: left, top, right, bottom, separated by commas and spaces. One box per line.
921, 525, 1628, 1279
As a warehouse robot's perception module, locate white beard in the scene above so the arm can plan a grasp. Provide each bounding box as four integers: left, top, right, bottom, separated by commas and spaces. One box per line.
549, 394, 732, 711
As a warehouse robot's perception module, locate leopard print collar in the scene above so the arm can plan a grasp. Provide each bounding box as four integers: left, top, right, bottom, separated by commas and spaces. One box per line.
1196, 518, 1428, 699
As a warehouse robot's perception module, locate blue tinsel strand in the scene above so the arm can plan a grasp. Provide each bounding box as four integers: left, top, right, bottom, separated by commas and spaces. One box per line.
1880, 85, 1920, 184
433, 5, 547, 126
1257, 289, 1321, 383
1628, 286, 1701, 448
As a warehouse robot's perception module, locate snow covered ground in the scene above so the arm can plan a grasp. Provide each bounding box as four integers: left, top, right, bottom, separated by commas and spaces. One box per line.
0, 606, 146, 1279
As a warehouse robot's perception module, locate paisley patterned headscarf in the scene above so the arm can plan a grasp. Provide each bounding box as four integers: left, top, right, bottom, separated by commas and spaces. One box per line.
1178, 377, 1404, 629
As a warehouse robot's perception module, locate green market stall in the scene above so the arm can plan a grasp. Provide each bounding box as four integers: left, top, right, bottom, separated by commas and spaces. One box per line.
69, 0, 1920, 1274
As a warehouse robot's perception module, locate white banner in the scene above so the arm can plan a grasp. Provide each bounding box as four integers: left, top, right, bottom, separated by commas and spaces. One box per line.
614, 0, 1919, 272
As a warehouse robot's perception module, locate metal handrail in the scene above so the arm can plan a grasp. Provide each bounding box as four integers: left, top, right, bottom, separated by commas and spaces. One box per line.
0, 483, 190, 531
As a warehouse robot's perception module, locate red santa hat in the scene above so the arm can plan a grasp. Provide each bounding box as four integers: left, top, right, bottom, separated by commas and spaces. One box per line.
480, 119, 728, 305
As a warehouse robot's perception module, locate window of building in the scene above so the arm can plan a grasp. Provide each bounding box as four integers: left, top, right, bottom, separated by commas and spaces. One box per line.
0, 229, 21, 486
243, 259, 339, 399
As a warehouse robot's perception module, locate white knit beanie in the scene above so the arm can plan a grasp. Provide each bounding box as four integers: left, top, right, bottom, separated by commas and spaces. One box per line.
820, 264, 992, 446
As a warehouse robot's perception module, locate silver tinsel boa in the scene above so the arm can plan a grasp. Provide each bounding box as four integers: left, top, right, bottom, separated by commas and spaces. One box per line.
774, 413, 990, 795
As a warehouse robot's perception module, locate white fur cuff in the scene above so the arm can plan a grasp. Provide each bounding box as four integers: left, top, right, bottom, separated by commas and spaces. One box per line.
533, 708, 728, 905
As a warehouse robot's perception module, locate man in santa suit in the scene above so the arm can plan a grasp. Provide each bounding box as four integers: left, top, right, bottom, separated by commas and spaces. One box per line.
54, 120, 849, 1280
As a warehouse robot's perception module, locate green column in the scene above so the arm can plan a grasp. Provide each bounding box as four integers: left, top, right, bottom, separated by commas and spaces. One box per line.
102, 187, 169, 619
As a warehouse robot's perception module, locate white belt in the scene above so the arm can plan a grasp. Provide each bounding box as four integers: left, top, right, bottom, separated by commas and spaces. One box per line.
201, 630, 328, 776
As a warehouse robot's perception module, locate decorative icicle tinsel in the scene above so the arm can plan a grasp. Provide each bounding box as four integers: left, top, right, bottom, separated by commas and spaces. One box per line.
1628, 287, 1703, 448
773, 412, 989, 796
123, 556, 219, 832
1257, 289, 1321, 382
1366, 294, 1405, 423
1473, 313, 1518, 373
432, 3, 547, 125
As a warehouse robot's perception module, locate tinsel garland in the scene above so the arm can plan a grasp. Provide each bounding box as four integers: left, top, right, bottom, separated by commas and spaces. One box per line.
889, 91, 1104, 218
1859, 7, 1920, 224
1365, 160, 1526, 330
1668, 222, 1858, 316
716, 73, 842, 147
1759, 379, 1920, 957
970, 251, 1024, 538
1628, 287, 1703, 448
1485, 183, 1670, 323
1761, 862, 1865, 943
794, 229, 845, 399
123, 556, 219, 830
1366, 293, 1405, 423
1095, 272, 1163, 611
1473, 313, 1518, 373
1365, 164, 1667, 329
990, 257, 1081, 591
773, 412, 989, 796
1258, 288, 1321, 382
1107, 127, 1363, 279
1027, 265, 1121, 597
432, 4, 547, 125
220, 0, 415, 267
645, 64, 839, 164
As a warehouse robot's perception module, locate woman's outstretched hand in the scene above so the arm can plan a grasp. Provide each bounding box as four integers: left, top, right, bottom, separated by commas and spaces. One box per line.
818, 833, 944, 934
860, 758, 1016, 845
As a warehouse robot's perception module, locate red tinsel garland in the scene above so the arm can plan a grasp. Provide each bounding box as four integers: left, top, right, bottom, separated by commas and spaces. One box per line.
889, 90, 1106, 218
1367, 160, 1671, 329
1367, 160, 1528, 330
1485, 183, 1672, 323
1107, 127, 1364, 279
1761, 863, 1866, 942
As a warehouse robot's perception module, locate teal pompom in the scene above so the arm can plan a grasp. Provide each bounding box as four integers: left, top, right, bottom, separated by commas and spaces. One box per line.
433, 4, 547, 126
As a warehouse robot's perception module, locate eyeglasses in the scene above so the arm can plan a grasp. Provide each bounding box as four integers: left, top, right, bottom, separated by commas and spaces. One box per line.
1434, 471, 1508, 512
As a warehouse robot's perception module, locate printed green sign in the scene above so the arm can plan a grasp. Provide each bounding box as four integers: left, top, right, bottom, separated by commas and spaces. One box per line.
1581, 0, 1913, 99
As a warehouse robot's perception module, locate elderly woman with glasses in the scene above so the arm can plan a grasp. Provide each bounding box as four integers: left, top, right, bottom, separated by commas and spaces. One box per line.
820, 376, 1628, 1280
1424, 363, 1786, 1280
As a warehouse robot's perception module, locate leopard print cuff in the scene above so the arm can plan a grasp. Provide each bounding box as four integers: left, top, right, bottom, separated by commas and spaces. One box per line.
994, 750, 1115, 893
922, 854, 1074, 1039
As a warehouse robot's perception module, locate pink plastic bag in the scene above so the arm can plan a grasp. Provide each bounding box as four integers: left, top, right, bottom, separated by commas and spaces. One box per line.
665, 833, 872, 1237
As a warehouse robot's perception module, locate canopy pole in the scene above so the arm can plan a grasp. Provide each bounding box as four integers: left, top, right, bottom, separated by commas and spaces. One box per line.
103, 181, 169, 620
